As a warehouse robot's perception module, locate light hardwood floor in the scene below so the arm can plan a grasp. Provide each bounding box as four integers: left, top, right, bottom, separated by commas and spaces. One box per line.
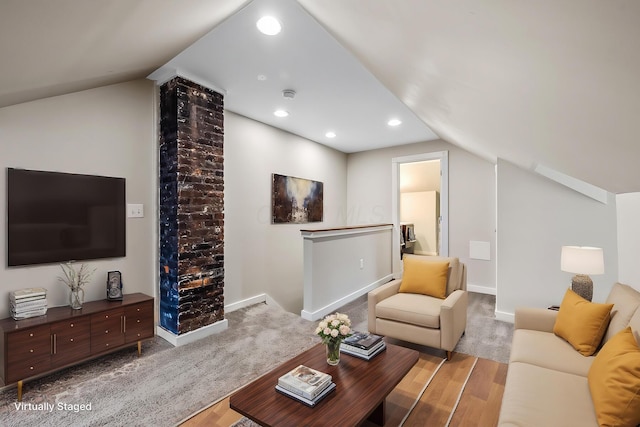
180, 352, 507, 427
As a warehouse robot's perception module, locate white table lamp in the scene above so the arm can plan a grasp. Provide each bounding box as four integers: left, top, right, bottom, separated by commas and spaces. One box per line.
560, 246, 604, 301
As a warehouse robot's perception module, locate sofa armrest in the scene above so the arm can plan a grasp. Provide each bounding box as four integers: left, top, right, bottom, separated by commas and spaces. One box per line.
440, 289, 468, 352
514, 307, 558, 332
367, 279, 401, 333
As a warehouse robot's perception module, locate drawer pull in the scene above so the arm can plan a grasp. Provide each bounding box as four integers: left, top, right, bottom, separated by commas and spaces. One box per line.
30, 366, 34, 370
29, 333, 33, 337
70, 338, 74, 342
29, 349, 33, 353
137, 320, 140, 323
105, 330, 109, 334
137, 333, 141, 337
106, 343, 109, 347
105, 315, 109, 319
137, 308, 140, 312
70, 323, 74, 327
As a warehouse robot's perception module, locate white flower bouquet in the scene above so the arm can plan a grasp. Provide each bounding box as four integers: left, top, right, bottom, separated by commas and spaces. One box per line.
315, 312, 352, 344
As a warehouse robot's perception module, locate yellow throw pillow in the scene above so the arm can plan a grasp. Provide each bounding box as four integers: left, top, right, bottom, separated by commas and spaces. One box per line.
553, 289, 613, 356
588, 327, 640, 427
398, 257, 449, 299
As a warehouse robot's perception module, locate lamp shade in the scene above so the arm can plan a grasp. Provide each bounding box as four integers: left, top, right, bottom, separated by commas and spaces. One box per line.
560, 246, 604, 275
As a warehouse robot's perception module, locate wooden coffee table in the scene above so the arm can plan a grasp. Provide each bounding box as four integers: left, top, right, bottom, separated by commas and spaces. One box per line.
229, 342, 419, 426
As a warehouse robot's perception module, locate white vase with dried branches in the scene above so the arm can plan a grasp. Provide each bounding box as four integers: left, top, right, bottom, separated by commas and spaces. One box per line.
58, 262, 96, 309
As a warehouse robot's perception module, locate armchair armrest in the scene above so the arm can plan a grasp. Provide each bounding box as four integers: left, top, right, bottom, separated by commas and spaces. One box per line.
514, 307, 558, 332
368, 279, 401, 333
440, 289, 468, 352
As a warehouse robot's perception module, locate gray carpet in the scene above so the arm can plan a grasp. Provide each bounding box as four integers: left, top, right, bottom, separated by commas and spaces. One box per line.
0, 292, 512, 427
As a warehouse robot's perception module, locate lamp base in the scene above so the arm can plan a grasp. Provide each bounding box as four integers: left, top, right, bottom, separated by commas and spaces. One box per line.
571, 274, 593, 301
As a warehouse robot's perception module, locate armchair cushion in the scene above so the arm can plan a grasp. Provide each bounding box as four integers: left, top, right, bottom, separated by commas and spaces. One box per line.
375, 293, 442, 328
398, 256, 449, 299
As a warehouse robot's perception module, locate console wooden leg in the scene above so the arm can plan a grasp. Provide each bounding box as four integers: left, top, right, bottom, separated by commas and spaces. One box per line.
17, 380, 23, 402
137, 341, 142, 356
446, 350, 452, 360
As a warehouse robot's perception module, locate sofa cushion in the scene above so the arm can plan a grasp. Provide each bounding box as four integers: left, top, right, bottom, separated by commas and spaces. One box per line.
604, 282, 640, 344
399, 256, 449, 299
553, 289, 613, 356
510, 329, 593, 377
588, 327, 640, 427
375, 292, 441, 328
498, 362, 598, 426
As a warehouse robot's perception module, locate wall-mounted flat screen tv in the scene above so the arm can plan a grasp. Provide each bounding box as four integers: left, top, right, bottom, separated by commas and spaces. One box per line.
7, 168, 126, 267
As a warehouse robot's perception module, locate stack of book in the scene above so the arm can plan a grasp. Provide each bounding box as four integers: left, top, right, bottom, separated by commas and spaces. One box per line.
276, 364, 336, 406
10, 287, 48, 320
340, 331, 386, 360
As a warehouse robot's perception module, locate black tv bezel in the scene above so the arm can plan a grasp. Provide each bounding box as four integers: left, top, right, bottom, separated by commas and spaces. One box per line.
6, 168, 126, 267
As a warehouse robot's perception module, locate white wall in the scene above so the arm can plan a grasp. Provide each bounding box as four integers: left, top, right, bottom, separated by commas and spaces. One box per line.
400, 191, 439, 255
223, 111, 348, 314
301, 225, 393, 320
616, 193, 640, 289
347, 140, 496, 293
496, 159, 618, 320
0, 80, 157, 319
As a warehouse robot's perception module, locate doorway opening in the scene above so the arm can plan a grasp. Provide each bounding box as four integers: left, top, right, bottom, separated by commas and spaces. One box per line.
391, 151, 449, 278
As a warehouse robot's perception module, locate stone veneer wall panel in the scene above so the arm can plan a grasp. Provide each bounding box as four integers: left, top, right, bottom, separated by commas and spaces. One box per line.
159, 76, 224, 335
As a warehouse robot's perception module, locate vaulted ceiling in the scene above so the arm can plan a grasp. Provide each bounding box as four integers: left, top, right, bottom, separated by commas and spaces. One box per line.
2, 0, 639, 193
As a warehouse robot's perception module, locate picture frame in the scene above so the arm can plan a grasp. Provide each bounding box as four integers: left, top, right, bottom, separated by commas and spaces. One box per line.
271, 173, 323, 224
107, 271, 123, 300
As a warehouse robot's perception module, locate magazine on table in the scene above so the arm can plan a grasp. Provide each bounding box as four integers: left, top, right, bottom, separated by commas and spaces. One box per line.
277, 365, 332, 400
275, 382, 336, 407
342, 331, 383, 350
341, 339, 386, 356
340, 341, 387, 361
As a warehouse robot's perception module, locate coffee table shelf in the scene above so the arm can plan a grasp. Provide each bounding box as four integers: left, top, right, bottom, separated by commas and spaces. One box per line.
230, 341, 419, 426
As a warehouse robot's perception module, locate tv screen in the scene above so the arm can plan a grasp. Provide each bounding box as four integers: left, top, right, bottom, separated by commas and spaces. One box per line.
7, 168, 126, 266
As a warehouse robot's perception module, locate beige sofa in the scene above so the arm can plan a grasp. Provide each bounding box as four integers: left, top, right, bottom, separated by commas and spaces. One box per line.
368, 255, 467, 360
498, 282, 640, 426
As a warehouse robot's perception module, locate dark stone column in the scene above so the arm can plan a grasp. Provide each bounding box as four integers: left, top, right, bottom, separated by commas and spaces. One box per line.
159, 76, 224, 335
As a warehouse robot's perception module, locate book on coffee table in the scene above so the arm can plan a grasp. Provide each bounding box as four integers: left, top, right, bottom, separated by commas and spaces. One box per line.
278, 365, 332, 400
275, 382, 336, 407
342, 331, 383, 350
340, 341, 387, 360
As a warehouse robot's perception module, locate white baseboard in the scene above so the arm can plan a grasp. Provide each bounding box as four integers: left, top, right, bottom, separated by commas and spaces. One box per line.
224, 294, 268, 313
156, 318, 229, 347
495, 310, 514, 323
300, 274, 393, 321
467, 284, 497, 295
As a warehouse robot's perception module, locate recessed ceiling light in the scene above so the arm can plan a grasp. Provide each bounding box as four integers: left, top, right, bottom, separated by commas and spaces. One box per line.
274, 109, 289, 117
388, 119, 402, 127
325, 131, 336, 138
256, 16, 281, 35
257, 74, 267, 81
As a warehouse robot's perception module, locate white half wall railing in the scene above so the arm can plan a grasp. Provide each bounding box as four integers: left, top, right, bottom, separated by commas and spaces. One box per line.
300, 224, 394, 321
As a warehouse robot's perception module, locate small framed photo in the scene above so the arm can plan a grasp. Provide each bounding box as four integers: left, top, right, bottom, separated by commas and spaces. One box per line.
107, 271, 123, 300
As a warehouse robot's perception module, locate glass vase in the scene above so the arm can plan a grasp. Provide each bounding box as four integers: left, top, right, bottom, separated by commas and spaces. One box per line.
70, 288, 84, 310
326, 339, 341, 366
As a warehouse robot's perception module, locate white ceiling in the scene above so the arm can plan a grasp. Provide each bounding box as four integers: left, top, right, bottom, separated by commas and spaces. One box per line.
148, 0, 438, 152
2, 0, 639, 193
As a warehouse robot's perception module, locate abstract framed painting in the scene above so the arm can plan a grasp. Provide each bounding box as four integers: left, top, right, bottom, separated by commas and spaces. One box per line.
272, 174, 323, 224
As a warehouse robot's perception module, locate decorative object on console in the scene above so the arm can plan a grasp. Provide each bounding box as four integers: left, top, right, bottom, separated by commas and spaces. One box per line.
107, 270, 123, 300
58, 261, 96, 309
9, 287, 47, 320
315, 312, 351, 365
272, 173, 323, 224
560, 245, 604, 302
